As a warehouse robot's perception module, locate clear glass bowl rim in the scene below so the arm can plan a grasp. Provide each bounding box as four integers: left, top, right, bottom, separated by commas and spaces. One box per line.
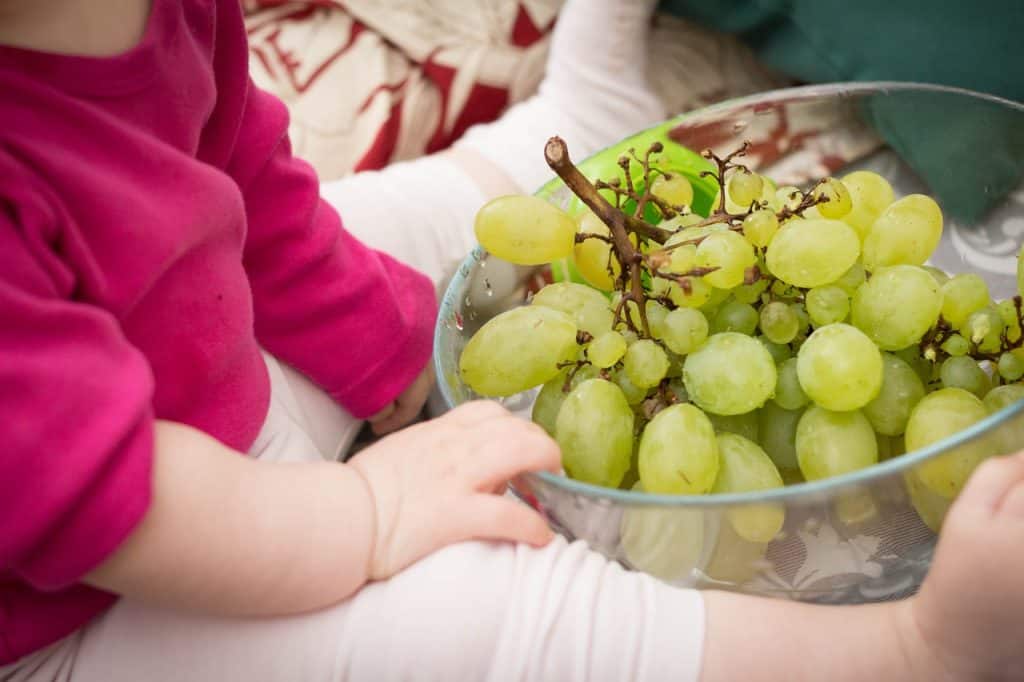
435, 80, 1024, 507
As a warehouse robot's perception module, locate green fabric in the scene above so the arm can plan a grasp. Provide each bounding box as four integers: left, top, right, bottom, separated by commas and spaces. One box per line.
658, 0, 1024, 222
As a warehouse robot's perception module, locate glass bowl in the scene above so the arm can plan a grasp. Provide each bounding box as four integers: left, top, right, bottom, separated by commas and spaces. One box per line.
434, 82, 1024, 603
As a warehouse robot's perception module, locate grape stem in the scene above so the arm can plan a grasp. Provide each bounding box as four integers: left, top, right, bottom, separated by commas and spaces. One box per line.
918, 296, 1024, 372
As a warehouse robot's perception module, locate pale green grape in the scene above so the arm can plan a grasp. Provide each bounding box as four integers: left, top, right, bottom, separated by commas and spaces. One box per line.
650, 172, 694, 209
707, 411, 760, 442
532, 282, 614, 335
839, 170, 894, 240
645, 300, 670, 339
727, 169, 765, 207
667, 243, 698, 274
996, 299, 1022, 342
732, 277, 770, 304
962, 308, 1003, 353
651, 274, 713, 309
758, 336, 793, 364
796, 406, 878, 481
894, 346, 935, 385
998, 352, 1024, 382
696, 231, 757, 289
573, 211, 619, 291
863, 353, 926, 436
620, 485, 704, 581
683, 332, 777, 415
661, 307, 709, 355
939, 356, 990, 397
851, 265, 943, 350
712, 434, 786, 542
773, 357, 809, 410
556, 379, 635, 488
460, 306, 578, 396
832, 263, 867, 295
623, 339, 670, 388
984, 383, 1024, 412
790, 303, 811, 340
774, 186, 803, 212
796, 323, 883, 411
713, 301, 759, 336
587, 331, 627, 369
475, 194, 576, 265
742, 209, 779, 248
758, 402, 803, 472
638, 403, 720, 494
614, 370, 648, 405
760, 301, 800, 344
532, 375, 567, 435
906, 388, 990, 498
812, 178, 853, 219
861, 194, 943, 271
904, 468, 952, 532
765, 218, 860, 288
939, 274, 990, 329
658, 212, 705, 232
805, 285, 850, 327
699, 286, 732, 316
941, 334, 970, 357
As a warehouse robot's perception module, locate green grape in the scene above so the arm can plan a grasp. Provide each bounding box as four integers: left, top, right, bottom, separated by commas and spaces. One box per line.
833, 486, 879, 527
876, 433, 905, 461
905, 388, 991, 498
938, 356, 989, 397
706, 411, 760, 442
861, 194, 943, 271
773, 357, 809, 410
796, 323, 883, 411
573, 211, 619, 291
939, 274, 990, 329
894, 345, 935, 385
645, 300, 670, 339
696, 231, 757, 289
531, 375, 568, 435
732, 277, 770, 304
614, 370, 648, 405
862, 353, 926, 436
805, 285, 850, 327
923, 266, 951, 286
812, 178, 853, 219
996, 299, 1022, 342
774, 185, 803, 212
998, 352, 1024, 382
587, 331, 627, 369
652, 275, 712, 309
727, 169, 765, 208
620, 485, 704, 581
984, 383, 1024, 412
460, 306, 578, 396
758, 336, 792, 364
667, 243, 698, 274
832, 263, 867, 295
796, 406, 878, 481
839, 170, 895, 240
940, 334, 970, 357
851, 265, 943, 350
556, 379, 635, 488
650, 172, 695, 209
962, 308, 1003, 353
532, 282, 614, 335
713, 301, 759, 336
661, 307, 709, 355
759, 301, 800, 344
790, 303, 811, 340
712, 434, 786, 542
475, 194, 576, 265
904, 467, 952, 532
638, 403, 720, 494
757, 402, 803, 472
623, 339, 670, 389
699, 286, 732, 314
742, 209, 779, 248
659, 212, 705, 232
765, 218, 860, 288
683, 332, 777, 415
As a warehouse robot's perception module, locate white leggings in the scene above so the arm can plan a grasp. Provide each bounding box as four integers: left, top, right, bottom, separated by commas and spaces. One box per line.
3, 354, 705, 682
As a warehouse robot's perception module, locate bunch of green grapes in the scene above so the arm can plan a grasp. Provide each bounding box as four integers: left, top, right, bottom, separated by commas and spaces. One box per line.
460, 137, 1024, 540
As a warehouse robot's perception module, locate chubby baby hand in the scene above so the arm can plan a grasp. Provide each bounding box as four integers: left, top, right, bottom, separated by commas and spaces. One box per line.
348, 401, 561, 580
367, 364, 435, 435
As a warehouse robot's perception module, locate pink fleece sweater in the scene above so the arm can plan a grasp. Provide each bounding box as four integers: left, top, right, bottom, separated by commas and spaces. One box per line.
0, 0, 435, 664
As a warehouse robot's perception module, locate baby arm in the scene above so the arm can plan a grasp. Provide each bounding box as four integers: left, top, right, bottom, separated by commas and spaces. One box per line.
85, 403, 560, 614
699, 452, 1024, 682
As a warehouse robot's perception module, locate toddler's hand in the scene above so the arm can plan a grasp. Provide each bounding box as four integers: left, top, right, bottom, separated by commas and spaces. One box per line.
903, 452, 1024, 681
348, 401, 561, 580
367, 364, 434, 435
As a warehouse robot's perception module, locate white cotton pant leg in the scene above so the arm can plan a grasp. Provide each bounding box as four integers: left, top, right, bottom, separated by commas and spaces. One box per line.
2, 355, 706, 682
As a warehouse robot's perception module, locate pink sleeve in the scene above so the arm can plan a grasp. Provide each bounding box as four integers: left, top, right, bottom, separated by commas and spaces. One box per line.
0, 208, 154, 590
228, 82, 436, 418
